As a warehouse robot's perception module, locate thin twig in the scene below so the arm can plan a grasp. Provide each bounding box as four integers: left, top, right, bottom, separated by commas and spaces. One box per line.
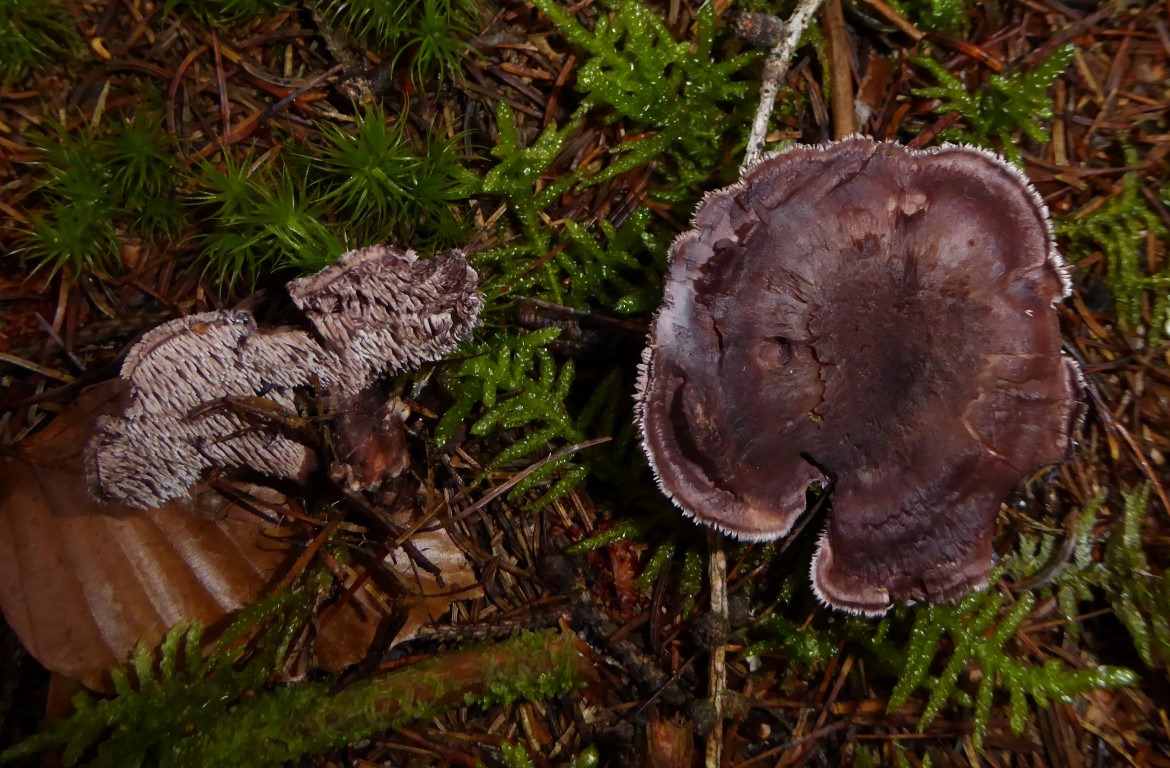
705, 529, 727, 768
824, 0, 856, 139
309, 4, 374, 104
0, 353, 74, 383
1064, 341, 1170, 518
743, 0, 826, 169
34, 314, 85, 374
855, 0, 924, 41
210, 30, 231, 140
441, 437, 611, 527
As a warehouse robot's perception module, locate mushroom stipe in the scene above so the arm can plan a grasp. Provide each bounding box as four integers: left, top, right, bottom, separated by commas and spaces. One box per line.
635, 137, 1082, 615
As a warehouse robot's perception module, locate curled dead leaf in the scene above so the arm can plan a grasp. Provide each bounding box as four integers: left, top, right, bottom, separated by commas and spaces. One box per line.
0, 381, 482, 690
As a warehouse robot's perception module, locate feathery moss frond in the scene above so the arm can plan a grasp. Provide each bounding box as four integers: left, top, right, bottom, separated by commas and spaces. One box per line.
1000, 499, 1102, 639
1060, 157, 1170, 339
453, 0, 757, 500
532, 0, 758, 182
885, 0, 970, 33
1100, 486, 1170, 670
1002, 487, 1170, 671
0, 589, 299, 767
742, 503, 1139, 750
475, 0, 759, 311
436, 325, 642, 505
1, 589, 584, 768
476, 101, 666, 310
913, 44, 1073, 160
436, 328, 588, 506
887, 590, 1135, 747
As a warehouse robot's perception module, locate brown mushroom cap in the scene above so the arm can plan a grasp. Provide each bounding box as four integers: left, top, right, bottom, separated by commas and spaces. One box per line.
636, 137, 1082, 615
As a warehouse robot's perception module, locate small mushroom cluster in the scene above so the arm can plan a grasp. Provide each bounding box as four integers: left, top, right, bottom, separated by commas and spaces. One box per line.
88, 245, 482, 509
636, 138, 1082, 614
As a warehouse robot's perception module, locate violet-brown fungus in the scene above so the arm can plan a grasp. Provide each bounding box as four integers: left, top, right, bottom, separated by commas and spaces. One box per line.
329, 391, 412, 495
88, 312, 328, 509
635, 137, 1082, 615
87, 246, 483, 510
287, 245, 483, 396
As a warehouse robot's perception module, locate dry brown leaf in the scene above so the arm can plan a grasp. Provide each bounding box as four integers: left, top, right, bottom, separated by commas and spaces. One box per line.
384, 526, 484, 646
0, 382, 302, 690
308, 525, 482, 674
0, 381, 483, 691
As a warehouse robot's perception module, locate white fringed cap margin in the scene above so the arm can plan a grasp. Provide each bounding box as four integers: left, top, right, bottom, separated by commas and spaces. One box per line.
634, 136, 1078, 615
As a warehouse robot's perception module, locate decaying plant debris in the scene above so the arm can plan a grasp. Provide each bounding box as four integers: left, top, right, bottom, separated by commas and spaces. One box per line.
1, 0, 1169, 766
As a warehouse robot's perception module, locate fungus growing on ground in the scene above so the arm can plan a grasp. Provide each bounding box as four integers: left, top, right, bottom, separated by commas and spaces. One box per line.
329, 390, 412, 496
636, 137, 1082, 615
88, 246, 482, 510
287, 245, 483, 395
88, 312, 329, 508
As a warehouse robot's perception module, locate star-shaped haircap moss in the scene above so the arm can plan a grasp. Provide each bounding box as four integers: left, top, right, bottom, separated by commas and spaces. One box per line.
635, 137, 1083, 615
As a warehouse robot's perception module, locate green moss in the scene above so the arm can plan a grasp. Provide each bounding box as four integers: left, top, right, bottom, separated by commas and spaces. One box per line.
913, 44, 1073, 161
636, 537, 679, 590
18, 110, 183, 278
631, 531, 717, 617
532, 0, 758, 188
1001, 487, 1170, 672
570, 746, 601, 768
0, 588, 303, 767
564, 513, 669, 554
435, 329, 582, 481
159, 0, 477, 82
104, 111, 185, 236
475, 104, 667, 311
0, 0, 80, 85
302, 105, 472, 250
16, 62, 472, 290
744, 510, 1139, 749
1100, 486, 1170, 669
162, 0, 289, 24
1060, 155, 1170, 339
886, 590, 1135, 747
441, 0, 759, 502
191, 155, 344, 284
2, 624, 585, 768
500, 741, 537, 768
187, 109, 470, 287
434, 323, 642, 506
884, 0, 970, 34
476, 0, 758, 311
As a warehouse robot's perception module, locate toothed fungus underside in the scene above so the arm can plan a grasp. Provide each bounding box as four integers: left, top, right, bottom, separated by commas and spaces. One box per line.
635, 138, 1082, 615
287, 245, 483, 394
88, 245, 482, 510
